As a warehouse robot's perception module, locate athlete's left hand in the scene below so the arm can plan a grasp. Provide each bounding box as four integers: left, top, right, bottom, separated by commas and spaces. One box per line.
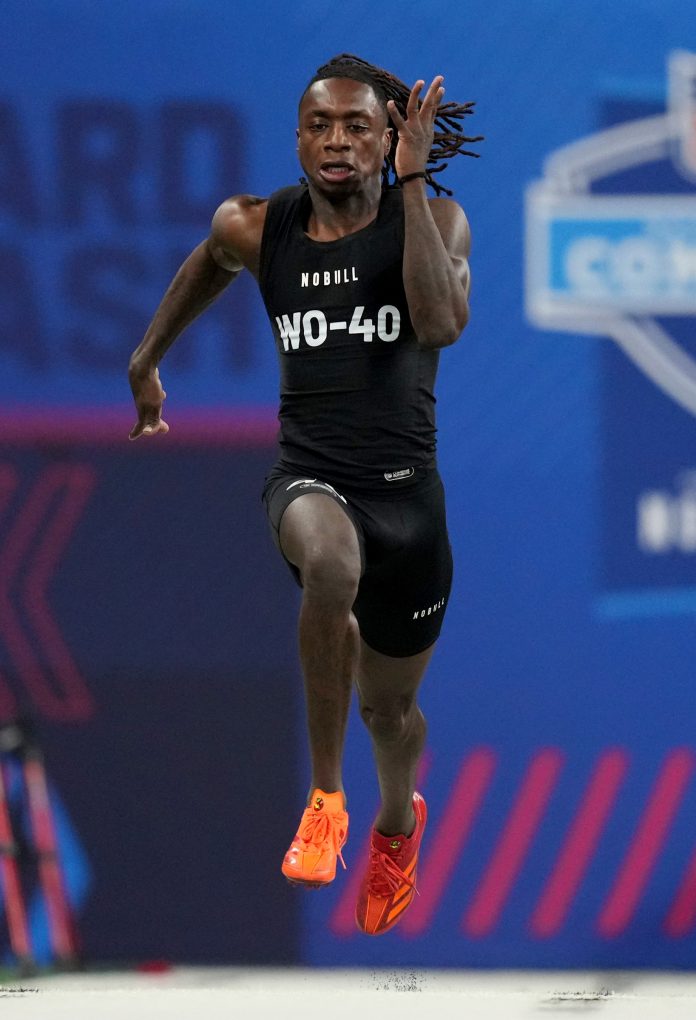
387, 76, 444, 180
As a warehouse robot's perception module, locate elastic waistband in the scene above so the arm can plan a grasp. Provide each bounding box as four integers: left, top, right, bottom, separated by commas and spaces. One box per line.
267, 460, 441, 501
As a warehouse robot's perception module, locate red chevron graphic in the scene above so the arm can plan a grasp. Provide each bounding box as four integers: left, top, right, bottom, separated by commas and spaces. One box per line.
530, 748, 629, 937
597, 748, 695, 938
324, 745, 694, 942
0, 464, 96, 721
0, 466, 20, 720
463, 748, 564, 937
664, 844, 696, 937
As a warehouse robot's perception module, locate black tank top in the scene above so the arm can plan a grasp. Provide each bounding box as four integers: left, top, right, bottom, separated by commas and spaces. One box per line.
258, 184, 440, 493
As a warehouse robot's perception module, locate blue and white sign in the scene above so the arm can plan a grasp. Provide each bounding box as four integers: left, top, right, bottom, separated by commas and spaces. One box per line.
526, 51, 696, 420
526, 51, 696, 617
529, 197, 696, 315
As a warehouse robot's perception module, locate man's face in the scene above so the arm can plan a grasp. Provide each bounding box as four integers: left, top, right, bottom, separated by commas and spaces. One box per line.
297, 78, 391, 195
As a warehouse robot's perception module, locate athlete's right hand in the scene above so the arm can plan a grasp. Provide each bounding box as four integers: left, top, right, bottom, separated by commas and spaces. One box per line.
128, 363, 169, 440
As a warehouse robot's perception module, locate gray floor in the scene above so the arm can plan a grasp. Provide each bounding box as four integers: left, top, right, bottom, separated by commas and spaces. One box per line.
2, 968, 696, 1019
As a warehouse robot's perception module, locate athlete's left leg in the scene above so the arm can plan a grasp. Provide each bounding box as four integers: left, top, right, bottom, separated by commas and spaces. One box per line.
356, 639, 435, 837
354, 639, 434, 934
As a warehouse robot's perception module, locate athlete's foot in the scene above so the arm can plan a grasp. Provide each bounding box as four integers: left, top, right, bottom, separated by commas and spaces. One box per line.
355, 792, 427, 934
282, 789, 349, 888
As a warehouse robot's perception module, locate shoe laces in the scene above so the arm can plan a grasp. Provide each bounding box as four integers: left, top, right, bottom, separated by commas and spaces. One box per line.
298, 810, 347, 870
367, 844, 419, 897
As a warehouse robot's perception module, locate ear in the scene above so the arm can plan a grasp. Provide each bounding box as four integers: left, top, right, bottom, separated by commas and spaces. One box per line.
383, 126, 393, 157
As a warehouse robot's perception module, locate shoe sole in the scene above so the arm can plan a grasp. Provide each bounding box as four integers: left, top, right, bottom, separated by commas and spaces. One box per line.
282, 862, 340, 889
284, 876, 330, 890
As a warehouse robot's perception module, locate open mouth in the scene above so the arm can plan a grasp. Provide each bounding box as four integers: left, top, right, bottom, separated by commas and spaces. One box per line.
319, 163, 355, 182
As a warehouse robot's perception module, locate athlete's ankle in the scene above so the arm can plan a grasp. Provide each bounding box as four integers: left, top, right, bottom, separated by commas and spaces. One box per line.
374, 807, 417, 839
306, 783, 346, 807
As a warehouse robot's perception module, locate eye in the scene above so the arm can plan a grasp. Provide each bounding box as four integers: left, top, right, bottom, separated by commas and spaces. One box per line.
349, 124, 368, 133
308, 122, 326, 132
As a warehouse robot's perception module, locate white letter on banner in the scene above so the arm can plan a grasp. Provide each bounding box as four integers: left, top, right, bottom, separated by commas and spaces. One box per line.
613, 238, 660, 296
637, 492, 673, 553
564, 237, 612, 295
678, 493, 696, 552
671, 241, 696, 286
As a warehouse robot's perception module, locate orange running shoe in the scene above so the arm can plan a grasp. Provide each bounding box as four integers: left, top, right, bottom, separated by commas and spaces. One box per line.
355, 792, 427, 935
282, 789, 348, 888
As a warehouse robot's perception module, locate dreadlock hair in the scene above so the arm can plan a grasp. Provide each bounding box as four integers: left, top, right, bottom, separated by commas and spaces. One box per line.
301, 53, 483, 197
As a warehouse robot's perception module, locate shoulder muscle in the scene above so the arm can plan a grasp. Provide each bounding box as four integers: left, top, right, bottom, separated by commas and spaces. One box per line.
208, 194, 268, 273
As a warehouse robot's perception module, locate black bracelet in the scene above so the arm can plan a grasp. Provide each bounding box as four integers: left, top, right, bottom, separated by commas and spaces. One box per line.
398, 171, 427, 185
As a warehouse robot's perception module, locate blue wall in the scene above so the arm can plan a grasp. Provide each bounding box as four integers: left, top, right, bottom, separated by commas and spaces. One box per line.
2, 0, 696, 968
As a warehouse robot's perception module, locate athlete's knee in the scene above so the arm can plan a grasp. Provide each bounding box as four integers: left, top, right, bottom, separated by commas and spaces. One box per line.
359, 694, 424, 743
301, 541, 360, 604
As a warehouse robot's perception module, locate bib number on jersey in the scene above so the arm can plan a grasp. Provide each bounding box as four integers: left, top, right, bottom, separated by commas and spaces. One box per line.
276, 305, 401, 352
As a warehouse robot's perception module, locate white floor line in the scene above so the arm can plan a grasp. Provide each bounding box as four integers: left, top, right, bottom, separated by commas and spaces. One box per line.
2, 968, 696, 1019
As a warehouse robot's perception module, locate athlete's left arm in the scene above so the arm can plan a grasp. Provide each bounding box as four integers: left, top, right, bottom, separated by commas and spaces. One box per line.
401, 186, 471, 349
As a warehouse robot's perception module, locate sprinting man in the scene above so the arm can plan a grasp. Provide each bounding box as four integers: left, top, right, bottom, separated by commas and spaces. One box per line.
128, 54, 481, 935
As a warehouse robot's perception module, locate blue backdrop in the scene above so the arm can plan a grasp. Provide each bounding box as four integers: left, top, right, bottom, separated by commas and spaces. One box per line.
1, 0, 696, 969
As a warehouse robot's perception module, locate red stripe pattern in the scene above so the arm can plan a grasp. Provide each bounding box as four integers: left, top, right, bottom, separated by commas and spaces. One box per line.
665, 845, 696, 938
324, 745, 696, 942
531, 749, 629, 937
597, 749, 695, 938
0, 467, 19, 719
463, 748, 564, 937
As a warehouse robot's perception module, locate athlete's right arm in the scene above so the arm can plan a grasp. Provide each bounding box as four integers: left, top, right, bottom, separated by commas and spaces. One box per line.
128, 195, 266, 440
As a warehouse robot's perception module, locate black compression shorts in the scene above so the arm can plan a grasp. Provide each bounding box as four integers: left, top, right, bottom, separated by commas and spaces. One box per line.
262, 467, 453, 657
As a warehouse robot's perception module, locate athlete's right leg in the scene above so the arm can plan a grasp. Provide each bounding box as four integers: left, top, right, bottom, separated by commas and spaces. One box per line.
279, 493, 361, 803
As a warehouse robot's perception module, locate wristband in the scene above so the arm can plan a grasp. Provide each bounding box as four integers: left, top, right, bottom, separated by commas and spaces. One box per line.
398, 171, 427, 185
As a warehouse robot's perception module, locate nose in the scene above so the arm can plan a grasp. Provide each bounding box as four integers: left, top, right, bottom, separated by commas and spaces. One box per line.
324, 122, 350, 149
